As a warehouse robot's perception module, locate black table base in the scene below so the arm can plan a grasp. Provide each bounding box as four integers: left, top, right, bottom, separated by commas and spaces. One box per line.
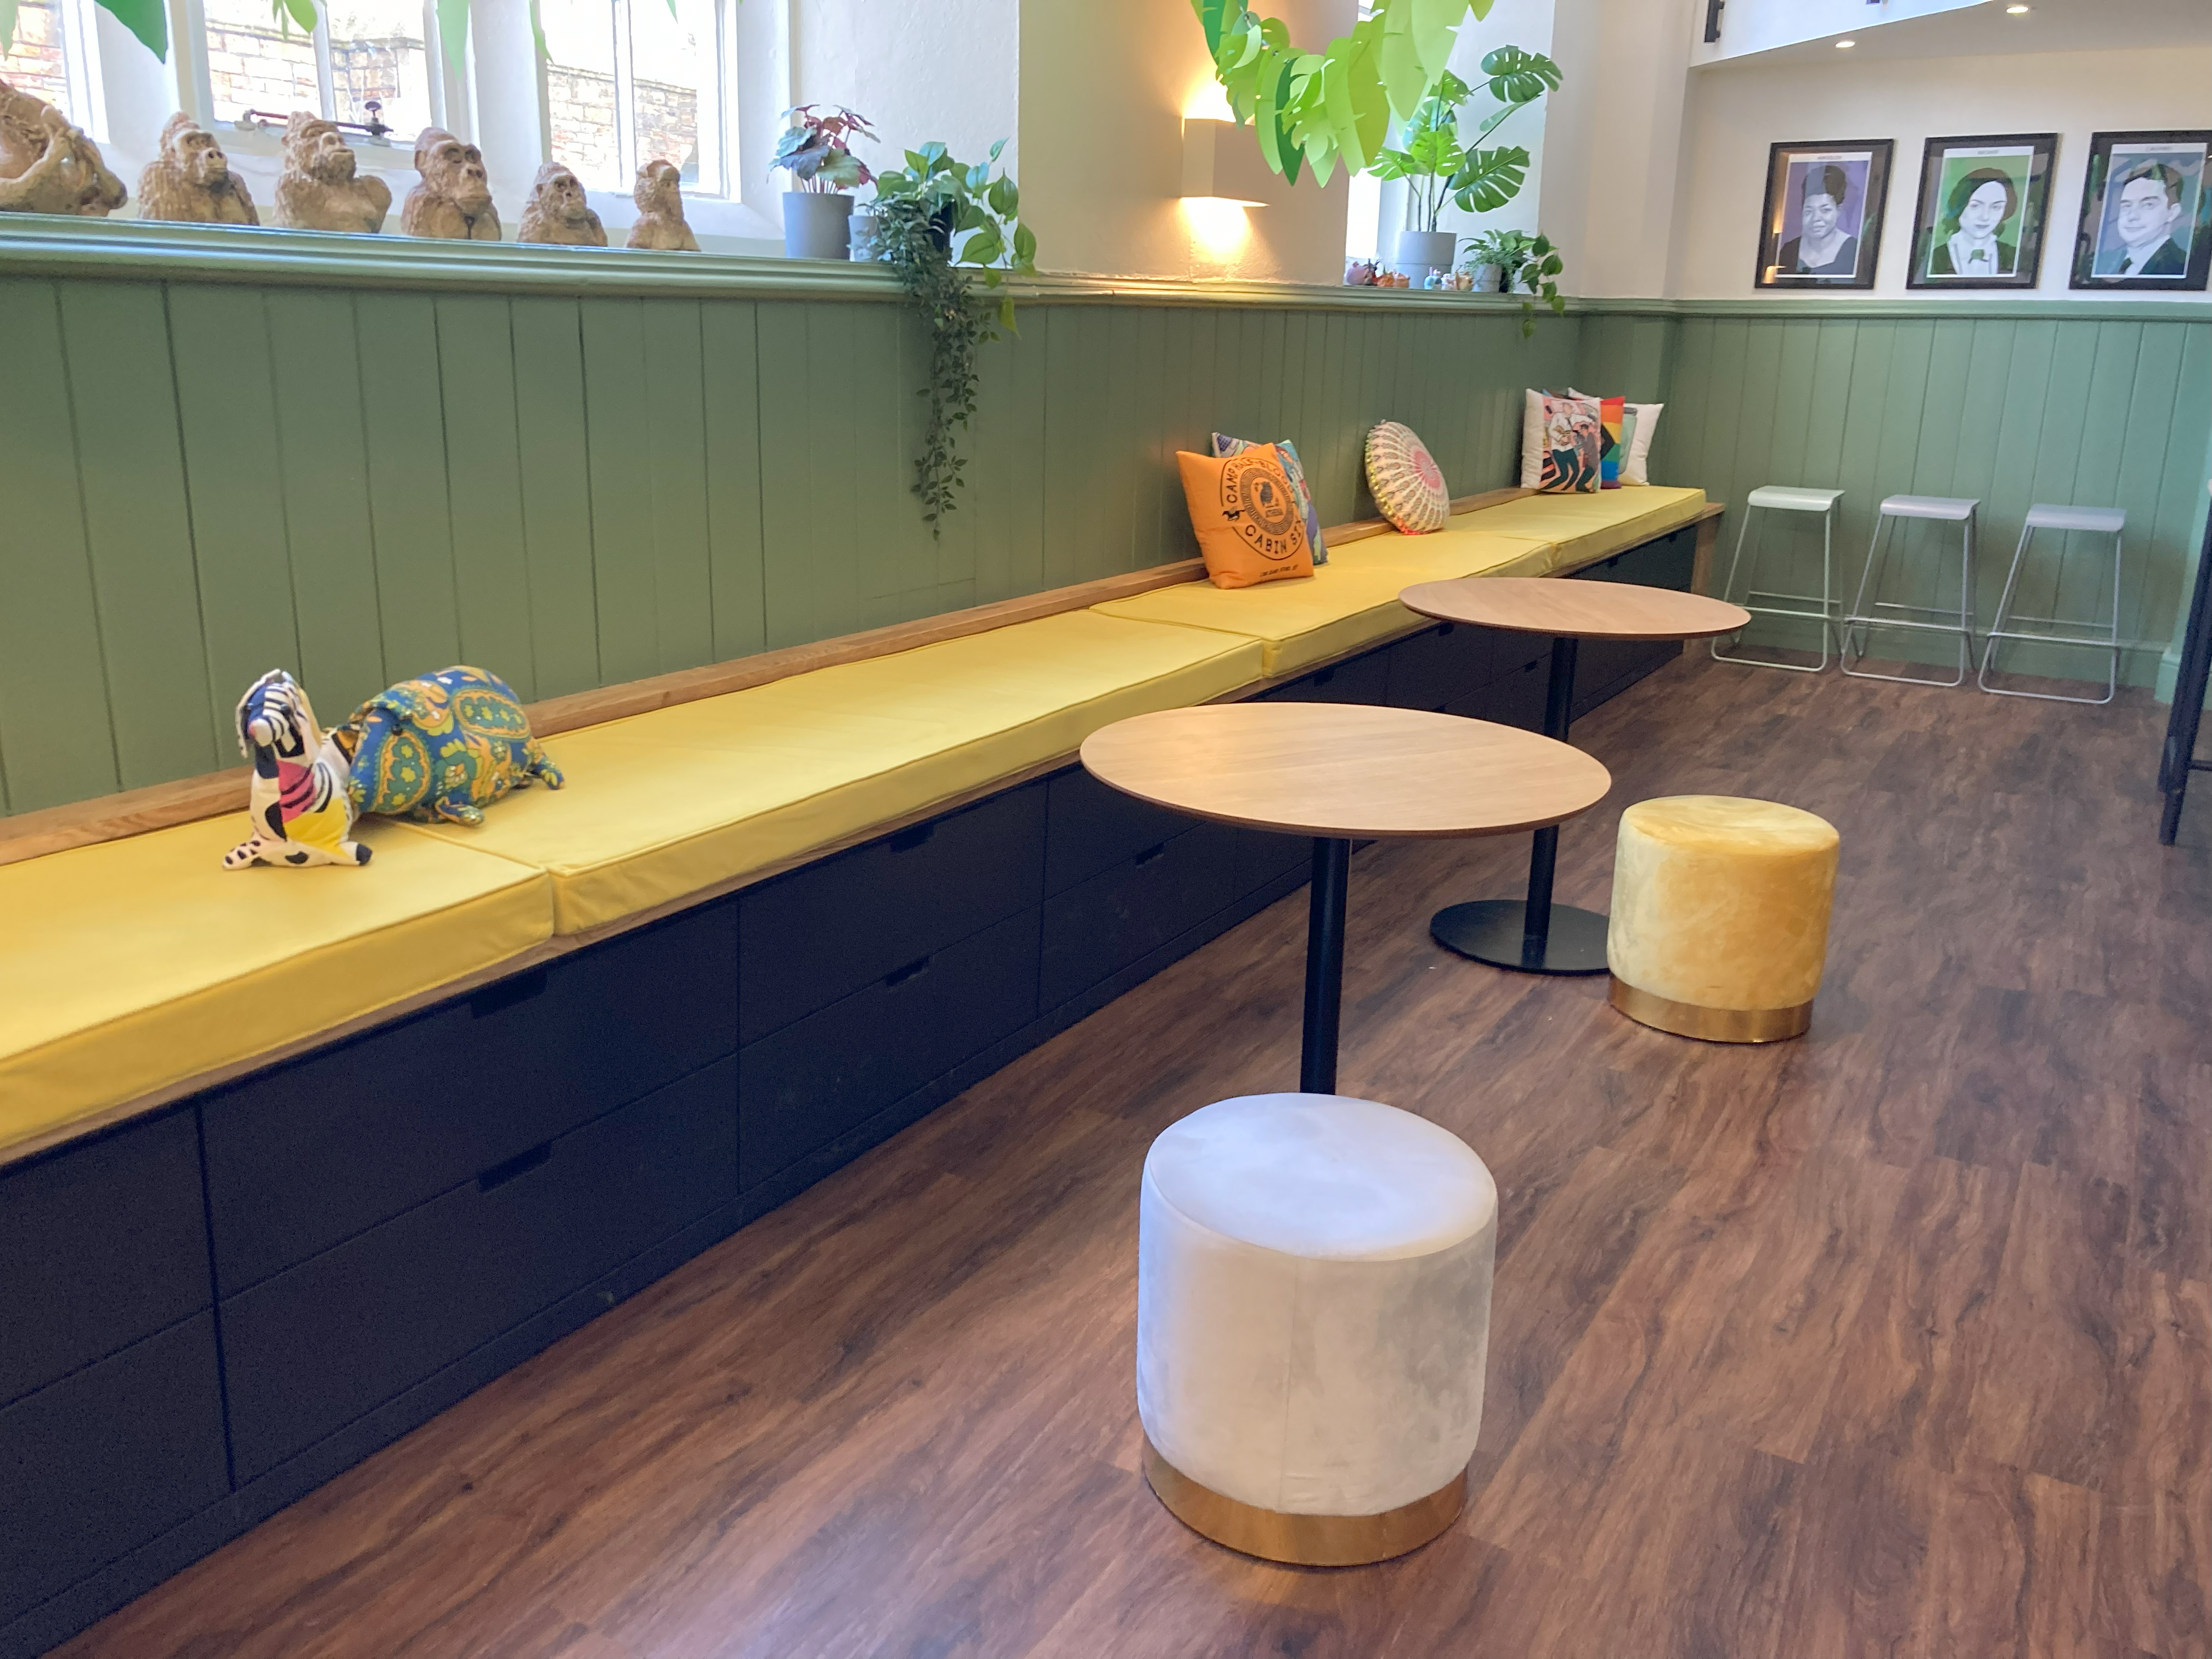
1431, 634, 1611, 978
1430, 897, 1610, 974
1301, 837, 1351, 1093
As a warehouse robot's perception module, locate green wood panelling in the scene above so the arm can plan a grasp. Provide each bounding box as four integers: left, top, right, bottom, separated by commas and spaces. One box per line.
2, 269, 2204, 817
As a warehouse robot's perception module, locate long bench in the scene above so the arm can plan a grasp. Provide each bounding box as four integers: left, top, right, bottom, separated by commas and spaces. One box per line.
0, 484, 1711, 1659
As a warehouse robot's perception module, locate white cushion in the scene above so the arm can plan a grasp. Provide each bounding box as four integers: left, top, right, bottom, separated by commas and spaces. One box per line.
1519, 389, 1543, 488
1622, 400, 1663, 486
1136, 1094, 1498, 1517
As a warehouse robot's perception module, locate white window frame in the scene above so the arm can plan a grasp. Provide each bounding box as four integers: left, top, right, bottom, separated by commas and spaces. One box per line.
537, 0, 731, 200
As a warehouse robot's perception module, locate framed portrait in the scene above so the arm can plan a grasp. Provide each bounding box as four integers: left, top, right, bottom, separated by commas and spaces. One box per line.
1906, 134, 2057, 289
2070, 131, 2212, 291
1754, 140, 1894, 290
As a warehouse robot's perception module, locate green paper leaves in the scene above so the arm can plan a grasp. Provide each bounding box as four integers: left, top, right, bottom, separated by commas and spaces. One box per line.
0, 0, 20, 57
1449, 144, 1528, 214
90, 0, 167, 59
436, 0, 469, 72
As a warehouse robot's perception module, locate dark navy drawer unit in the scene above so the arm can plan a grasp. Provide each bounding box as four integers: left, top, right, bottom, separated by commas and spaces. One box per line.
0, 525, 1697, 1659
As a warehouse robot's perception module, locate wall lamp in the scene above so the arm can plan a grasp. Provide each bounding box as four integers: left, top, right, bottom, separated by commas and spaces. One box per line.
1181, 118, 1272, 207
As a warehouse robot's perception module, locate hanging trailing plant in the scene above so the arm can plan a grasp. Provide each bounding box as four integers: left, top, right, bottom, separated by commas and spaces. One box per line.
868, 140, 1036, 533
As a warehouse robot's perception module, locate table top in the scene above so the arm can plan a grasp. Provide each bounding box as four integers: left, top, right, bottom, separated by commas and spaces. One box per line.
1079, 703, 1611, 840
1397, 577, 1750, 642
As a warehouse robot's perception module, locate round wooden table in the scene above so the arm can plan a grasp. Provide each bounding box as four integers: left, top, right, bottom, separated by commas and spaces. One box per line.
1397, 575, 1751, 976
1081, 702, 1611, 1093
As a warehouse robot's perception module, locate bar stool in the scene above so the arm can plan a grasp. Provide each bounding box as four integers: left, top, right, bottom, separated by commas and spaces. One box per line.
1710, 485, 1844, 673
1977, 504, 2125, 705
1842, 495, 1980, 686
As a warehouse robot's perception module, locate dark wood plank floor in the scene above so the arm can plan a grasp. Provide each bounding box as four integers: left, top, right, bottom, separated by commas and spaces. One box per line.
62, 654, 2210, 1659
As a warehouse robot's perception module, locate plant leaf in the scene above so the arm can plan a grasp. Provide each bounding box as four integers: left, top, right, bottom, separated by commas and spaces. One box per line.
94, 0, 168, 58
1448, 144, 1528, 214
0, 0, 16, 54
1480, 44, 1559, 104
436, 0, 468, 72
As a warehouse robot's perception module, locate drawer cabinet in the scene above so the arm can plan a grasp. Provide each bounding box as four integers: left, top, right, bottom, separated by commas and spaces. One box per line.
219, 1057, 738, 1481
740, 784, 1045, 1042
0, 1111, 208, 1409
738, 907, 1040, 1191
1386, 622, 1500, 713
0, 1315, 228, 1628
202, 900, 740, 1295
1043, 765, 1193, 897
1040, 823, 1259, 1012
1259, 649, 1392, 707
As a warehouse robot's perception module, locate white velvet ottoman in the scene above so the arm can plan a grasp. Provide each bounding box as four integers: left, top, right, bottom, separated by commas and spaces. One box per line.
1136, 1093, 1498, 1565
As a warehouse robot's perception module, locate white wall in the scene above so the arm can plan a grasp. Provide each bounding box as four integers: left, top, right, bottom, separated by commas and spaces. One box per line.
1672, 43, 2212, 298
1018, 0, 1355, 284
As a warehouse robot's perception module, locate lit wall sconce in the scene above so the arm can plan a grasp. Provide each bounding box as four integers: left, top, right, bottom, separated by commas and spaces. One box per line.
1181, 117, 1272, 207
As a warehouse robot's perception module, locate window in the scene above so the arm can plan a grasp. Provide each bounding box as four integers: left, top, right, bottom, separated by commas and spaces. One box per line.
2, 0, 102, 129
540, 0, 725, 195
189, 0, 443, 140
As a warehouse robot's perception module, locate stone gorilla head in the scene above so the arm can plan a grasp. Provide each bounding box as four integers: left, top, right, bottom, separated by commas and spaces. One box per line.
416, 127, 491, 212
171, 121, 229, 188
536, 161, 590, 224
290, 114, 357, 182
635, 159, 681, 216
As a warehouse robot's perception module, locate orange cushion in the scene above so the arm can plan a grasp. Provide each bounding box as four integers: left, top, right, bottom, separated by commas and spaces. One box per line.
1176, 445, 1316, 590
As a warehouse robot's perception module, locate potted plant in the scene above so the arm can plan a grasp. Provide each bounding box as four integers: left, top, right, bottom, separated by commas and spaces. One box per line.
1457, 227, 1516, 292
771, 104, 876, 259
1370, 73, 1468, 283
867, 140, 1036, 532
1457, 226, 1566, 335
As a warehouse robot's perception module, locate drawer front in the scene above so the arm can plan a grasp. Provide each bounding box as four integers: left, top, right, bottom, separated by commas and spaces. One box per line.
738, 907, 1041, 1190
1583, 527, 1694, 591
1481, 643, 1552, 731
202, 900, 740, 1296
1040, 822, 1257, 1012
740, 783, 1045, 1042
220, 1057, 738, 1482
1385, 623, 1500, 713
1259, 649, 1392, 707
0, 1314, 228, 1627
0, 1112, 209, 1409
1044, 766, 1194, 897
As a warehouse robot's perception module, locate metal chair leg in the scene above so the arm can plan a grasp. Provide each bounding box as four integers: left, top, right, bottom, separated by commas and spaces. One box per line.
1978, 521, 2124, 706
1712, 502, 1837, 674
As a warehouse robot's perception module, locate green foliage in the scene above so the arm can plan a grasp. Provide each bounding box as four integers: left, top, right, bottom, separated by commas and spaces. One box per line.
1368, 71, 1466, 234
0, 0, 19, 55
869, 142, 1036, 533
60, 0, 644, 66
1458, 228, 1565, 336
772, 105, 878, 193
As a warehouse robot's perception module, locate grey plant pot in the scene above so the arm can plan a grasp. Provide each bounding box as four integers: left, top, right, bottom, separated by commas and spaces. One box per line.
783, 190, 854, 259
848, 209, 882, 261
1393, 229, 1458, 284
1470, 262, 1504, 292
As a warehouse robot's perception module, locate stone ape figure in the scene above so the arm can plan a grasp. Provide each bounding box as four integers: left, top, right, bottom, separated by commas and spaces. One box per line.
0, 76, 126, 215
273, 111, 391, 233
136, 111, 258, 224
402, 127, 499, 240
518, 160, 605, 246
625, 158, 699, 251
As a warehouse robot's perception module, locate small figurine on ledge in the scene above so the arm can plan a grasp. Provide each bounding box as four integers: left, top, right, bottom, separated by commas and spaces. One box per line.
519, 160, 606, 246
402, 126, 499, 240
0, 76, 126, 216
274, 111, 391, 233
137, 111, 258, 225
626, 157, 699, 251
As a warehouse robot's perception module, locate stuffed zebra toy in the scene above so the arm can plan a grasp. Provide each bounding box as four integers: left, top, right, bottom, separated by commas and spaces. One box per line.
223, 669, 373, 870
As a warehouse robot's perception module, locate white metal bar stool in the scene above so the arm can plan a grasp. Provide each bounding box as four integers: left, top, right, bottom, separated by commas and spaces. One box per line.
1842, 494, 1980, 686
1977, 504, 2125, 705
1710, 485, 1844, 673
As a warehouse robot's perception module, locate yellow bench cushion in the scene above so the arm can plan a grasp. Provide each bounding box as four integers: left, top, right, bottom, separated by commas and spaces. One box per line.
1448, 486, 1707, 573
0, 817, 552, 1159
1091, 530, 1554, 677
397, 610, 1267, 935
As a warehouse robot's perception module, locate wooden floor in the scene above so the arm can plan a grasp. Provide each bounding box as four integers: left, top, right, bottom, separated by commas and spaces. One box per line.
65, 655, 2210, 1659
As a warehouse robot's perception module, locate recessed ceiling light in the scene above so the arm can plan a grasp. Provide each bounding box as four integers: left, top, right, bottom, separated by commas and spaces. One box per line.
2006, 4, 2030, 12
1835, 36, 1855, 46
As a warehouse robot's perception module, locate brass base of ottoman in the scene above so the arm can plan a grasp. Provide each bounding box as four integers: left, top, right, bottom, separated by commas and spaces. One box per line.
1609, 977, 1813, 1043
1141, 1436, 1466, 1566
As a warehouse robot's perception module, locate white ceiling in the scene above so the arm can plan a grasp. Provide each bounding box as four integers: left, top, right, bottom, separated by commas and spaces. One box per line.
1711, 0, 2212, 67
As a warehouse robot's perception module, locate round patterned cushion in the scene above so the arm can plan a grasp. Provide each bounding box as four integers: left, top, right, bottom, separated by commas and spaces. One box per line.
1364, 421, 1449, 534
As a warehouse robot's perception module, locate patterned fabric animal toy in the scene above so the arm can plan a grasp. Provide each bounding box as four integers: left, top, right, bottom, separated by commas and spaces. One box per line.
338, 665, 562, 825
223, 670, 373, 869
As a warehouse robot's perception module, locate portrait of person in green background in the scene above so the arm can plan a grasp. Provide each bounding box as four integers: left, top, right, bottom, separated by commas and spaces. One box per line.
1908, 135, 2054, 291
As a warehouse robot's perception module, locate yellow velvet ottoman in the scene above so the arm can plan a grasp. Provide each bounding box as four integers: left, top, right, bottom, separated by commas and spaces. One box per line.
1605, 796, 1839, 1042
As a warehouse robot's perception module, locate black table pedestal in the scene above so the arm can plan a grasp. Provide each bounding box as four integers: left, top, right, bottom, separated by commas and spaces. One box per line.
1301, 837, 1352, 1093
1430, 635, 1611, 977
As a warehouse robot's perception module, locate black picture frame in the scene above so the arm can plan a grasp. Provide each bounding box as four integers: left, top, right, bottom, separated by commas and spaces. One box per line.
2070, 130, 2212, 292
1905, 133, 2057, 290
1754, 139, 1893, 290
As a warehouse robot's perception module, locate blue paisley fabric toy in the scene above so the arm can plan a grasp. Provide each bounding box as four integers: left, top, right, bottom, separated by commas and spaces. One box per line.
337, 665, 563, 826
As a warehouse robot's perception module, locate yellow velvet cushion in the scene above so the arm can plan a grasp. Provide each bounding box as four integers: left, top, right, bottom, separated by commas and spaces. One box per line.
396, 610, 1266, 934
1607, 795, 1839, 1012
1449, 486, 1707, 573
0, 817, 552, 1159
1091, 531, 1553, 676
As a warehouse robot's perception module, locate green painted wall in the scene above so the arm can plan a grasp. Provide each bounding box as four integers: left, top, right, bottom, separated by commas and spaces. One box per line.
0, 225, 2205, 817
0, 271, 1572, 816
